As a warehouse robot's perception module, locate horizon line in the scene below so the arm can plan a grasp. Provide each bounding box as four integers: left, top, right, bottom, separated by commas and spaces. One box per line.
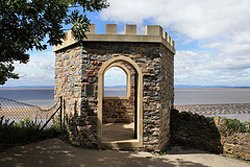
1, 85, 250, 89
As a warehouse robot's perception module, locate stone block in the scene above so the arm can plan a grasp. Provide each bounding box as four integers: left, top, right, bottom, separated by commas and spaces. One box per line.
88, 24, 96, 34
125, 24, 137, 35
146, 25, 163, 36
106, 24, 117, 34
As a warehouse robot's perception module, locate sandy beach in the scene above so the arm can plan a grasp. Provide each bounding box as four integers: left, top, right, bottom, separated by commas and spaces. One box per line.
175, 103, 250, 121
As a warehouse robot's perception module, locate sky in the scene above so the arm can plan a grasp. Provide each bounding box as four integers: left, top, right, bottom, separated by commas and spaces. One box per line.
104, 67, 127, 87
3, 0, 250, 87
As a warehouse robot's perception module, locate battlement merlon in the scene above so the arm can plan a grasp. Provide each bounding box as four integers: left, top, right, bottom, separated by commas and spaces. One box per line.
53, 24, 176, 53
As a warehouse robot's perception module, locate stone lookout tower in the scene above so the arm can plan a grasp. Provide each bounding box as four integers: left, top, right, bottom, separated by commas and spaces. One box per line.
54, 24, 175, 151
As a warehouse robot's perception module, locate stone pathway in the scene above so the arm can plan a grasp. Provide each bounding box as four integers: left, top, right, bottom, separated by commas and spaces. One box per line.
0, 139, 249, 167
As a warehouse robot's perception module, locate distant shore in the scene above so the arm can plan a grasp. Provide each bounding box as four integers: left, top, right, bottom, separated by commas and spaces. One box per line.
2, 87, 249, 91
0, 87, 54, 90
175, 88, 250, 91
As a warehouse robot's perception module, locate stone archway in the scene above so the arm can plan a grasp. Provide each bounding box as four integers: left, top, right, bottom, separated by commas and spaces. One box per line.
97, 56, 143, 147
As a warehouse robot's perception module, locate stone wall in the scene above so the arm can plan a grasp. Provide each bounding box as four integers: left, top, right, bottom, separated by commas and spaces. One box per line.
54, 46, 83, 113
142, 45, 174, 151
54, 46, 99, 147
222, 133, 250, 160
54, 46, 83, 140
170, 109, 250, 160
159, 45, 174, 151
103, 98, 134, 123
215, 117, 250, 160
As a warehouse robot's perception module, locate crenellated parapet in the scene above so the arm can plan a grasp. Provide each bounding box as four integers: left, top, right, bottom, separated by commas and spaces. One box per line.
53, 24, 175, 53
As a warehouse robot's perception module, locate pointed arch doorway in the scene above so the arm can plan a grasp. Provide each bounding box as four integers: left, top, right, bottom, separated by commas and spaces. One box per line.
97, 56, 143, 147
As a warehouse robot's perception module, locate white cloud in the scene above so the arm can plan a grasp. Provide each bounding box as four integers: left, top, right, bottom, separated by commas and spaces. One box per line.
4, 1, 250, 87
174, 49, 250, 86
104, 67, 127, 86
102, 0, 250, 40
101, 0, 250, 86
4, 51, 55, 87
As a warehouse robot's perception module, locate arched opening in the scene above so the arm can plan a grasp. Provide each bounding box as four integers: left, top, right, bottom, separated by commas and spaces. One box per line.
97, 56, 143, 147
102, 65, 135, 142
104, 67, 127, 97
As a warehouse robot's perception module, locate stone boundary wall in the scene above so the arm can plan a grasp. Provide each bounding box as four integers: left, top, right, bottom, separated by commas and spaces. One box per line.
222, 132, 250, 160
170, 109, 250, 160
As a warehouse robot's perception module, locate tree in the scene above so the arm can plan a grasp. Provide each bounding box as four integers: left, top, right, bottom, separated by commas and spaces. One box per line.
0, 0, 109, 85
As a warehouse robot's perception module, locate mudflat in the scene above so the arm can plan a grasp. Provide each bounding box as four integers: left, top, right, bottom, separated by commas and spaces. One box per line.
175, 103, 250, 121
0, 139, 249, 167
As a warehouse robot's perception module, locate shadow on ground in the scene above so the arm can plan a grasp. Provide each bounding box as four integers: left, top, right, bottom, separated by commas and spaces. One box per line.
0, 139, 212, 167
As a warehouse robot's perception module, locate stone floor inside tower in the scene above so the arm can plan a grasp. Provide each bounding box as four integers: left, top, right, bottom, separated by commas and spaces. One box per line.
102, 123, 135, 142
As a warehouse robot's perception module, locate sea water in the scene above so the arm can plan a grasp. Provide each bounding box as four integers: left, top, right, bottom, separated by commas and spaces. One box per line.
1, 88, 250, 107
0, 89, 54, 107
175, 88, 250, 105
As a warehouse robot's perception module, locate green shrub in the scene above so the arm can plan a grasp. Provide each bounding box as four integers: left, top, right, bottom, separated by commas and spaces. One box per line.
14, 117, 40, 129
0, 116, 62, 151
226, 119, 241, 131
223, 118, 250, 134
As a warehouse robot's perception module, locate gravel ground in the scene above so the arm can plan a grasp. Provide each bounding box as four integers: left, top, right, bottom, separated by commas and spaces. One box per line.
0, 139, 249, 167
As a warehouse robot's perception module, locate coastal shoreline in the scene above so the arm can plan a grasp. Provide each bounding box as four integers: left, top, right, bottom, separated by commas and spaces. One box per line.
0, 88, 54, 90
175, 88, 250, 91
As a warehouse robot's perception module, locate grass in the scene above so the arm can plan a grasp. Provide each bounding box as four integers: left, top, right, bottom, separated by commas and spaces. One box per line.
0, 116, 62, 151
